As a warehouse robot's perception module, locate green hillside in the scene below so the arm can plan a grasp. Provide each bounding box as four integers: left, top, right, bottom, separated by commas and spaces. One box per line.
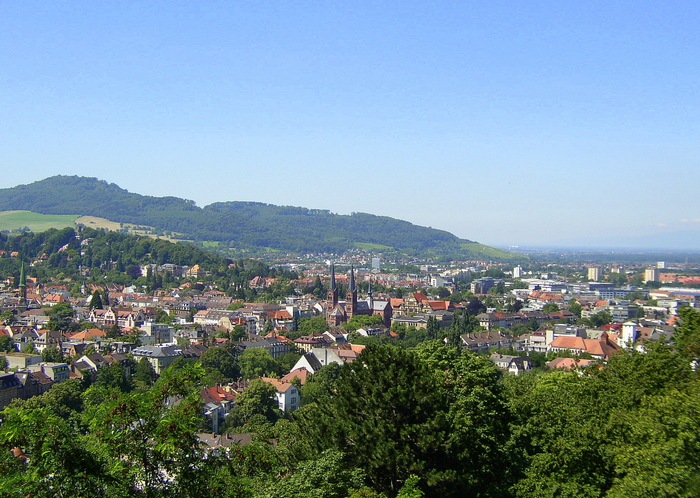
0, 176, 518, 260
0, 210, 79, 232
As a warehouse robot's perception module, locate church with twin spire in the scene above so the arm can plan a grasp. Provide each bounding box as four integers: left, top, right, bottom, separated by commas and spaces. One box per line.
325, 264, 392, 328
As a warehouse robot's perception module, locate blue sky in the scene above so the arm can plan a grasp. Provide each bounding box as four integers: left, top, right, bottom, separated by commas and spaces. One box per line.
2, 1, 699, 249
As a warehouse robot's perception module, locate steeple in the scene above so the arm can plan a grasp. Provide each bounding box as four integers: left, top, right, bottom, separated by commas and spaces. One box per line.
346, 265, 358, 321
326, 263, 342, 326
19, 262, 26, 289
18, 261, 27, 309
367, 277, 374, 310
330, 263, 337, 292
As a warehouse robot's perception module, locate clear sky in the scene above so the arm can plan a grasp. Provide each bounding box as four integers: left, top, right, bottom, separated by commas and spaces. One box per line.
2, 1, 699, 249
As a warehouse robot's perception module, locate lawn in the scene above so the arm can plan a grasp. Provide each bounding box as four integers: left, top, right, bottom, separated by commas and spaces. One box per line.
0, 211, 79, 232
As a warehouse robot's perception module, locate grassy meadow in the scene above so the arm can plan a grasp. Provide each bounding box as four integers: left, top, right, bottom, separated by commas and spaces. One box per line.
0, 210, 79, 232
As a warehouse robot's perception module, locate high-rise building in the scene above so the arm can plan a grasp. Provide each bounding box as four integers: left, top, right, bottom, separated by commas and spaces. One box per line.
587, 267, 600, 282
513, 266, 523, 278
644, 268, 659, 283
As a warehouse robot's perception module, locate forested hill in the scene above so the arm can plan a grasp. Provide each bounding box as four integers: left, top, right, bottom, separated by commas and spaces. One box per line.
0, 176, 512, 259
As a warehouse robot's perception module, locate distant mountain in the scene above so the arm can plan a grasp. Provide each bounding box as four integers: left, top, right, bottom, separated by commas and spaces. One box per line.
0, 176, 515, 259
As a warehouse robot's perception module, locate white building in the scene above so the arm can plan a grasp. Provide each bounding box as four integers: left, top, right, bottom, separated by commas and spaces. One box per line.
262, 377, 300, 412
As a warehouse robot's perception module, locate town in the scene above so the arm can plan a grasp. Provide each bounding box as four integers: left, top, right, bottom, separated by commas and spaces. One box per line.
1, 227, 699, 496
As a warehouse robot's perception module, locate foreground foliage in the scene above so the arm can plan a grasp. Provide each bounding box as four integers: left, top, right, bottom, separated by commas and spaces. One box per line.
1, 318, 699, 497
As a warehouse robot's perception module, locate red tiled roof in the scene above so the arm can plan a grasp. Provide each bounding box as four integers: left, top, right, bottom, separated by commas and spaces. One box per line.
547, 357, 595, 370
281, 368, 310, 385
550, 336, 586, 350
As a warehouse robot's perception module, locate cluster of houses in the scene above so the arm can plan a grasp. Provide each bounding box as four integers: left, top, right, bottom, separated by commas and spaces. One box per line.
2, 258, 697, 434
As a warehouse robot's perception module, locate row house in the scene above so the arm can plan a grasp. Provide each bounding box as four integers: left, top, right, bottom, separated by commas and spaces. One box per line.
89, 307, 145, 329
460, 330, 513, 352
293, 335, 332, 353
132, 345, 189, 374
35, 330, 65, 353
194, 309, 240, 327
237, 337, 291, 359
401, 292, 429, 315
266, 308, 295, 331
27, 362, 70, 382
391, 314, 429, 329
548, 332, 620, 360
16, 370, 53, 398
489, 354, 532, 376
477, 312, 524, 330
0, 372, 24, 409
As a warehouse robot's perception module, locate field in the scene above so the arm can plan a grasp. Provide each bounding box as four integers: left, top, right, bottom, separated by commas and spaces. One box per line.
0, 210, 79, 232
354, 242, 393, 250
76, 216, 183, 241
0, 211, 183, 242
459, 242, 523, 260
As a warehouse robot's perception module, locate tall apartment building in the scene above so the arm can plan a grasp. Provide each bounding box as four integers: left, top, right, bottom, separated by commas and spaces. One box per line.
644, 268, 659, 283
587, 267, 600, 282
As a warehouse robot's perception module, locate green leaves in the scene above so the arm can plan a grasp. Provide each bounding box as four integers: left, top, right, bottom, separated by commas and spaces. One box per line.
300, 343, 511, 497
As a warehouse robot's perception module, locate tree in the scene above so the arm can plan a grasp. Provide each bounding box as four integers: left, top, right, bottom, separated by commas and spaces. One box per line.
41, 346, 63, 363
568, 300, 583, 318
0, 406, 119, 497
674, 306, 700, 359
89, 290, 103, 310
0, 334, 14, 352
230, 324, 247, 341
300, 343, 511, 497
344, 314, 384, 333
277, 351, 302, 373
264, 449, 366, 498
426, 315, 440, 340
298, 316, 328, 336
505, 370, 616, 497
81, 363, 214, 496
46, 302, 75, 331
21, 340, 37, 354
95, 362, 134, 392
465, 297, 486, 316
239, 347, 280, 379
106, 324, 122, 339
300, 345, 446, 495
606, 382, 700, 497
0, 310, 16, 325
585, 310, 612, 328
226, 379, 279, 429
134, 357, 157, 386
200, 346, 240, 381
155, 309, 173, 325
542, 303, 560, 313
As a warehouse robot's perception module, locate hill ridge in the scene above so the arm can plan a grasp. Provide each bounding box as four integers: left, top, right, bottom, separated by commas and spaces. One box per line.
0, 176, 514, 259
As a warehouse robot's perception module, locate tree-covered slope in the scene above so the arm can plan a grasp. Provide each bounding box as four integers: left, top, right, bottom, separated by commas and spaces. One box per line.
0, 176, 512, 258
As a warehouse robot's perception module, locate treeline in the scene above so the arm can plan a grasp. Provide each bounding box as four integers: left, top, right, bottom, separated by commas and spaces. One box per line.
0, 176, 490, 257
0, 227, 296, 298
1, 322, 699, 497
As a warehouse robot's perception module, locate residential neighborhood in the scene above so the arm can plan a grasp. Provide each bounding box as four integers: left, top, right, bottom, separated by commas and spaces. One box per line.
0, 229, 699, 496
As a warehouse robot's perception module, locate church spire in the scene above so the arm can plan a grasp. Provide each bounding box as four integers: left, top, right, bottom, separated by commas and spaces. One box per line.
326, 263, 341, 326
346, 265, 358, 321
349, 265, 355, 292
330, 263, 337, 291
18, 261, 27, 309
19, 261, 26, 289
367, 277, 373, 310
